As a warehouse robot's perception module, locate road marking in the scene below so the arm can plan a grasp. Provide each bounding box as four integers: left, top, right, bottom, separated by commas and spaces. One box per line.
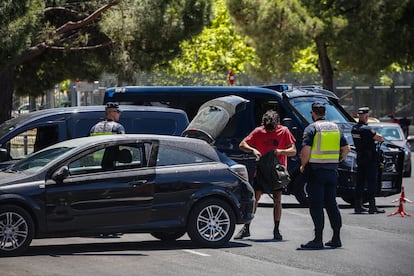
183, 249, 210, 256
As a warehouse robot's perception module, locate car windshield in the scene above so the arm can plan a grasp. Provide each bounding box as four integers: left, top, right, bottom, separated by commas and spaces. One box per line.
6, 146, 73, 174
289, 97, 350, 124
371, 126, 404, 141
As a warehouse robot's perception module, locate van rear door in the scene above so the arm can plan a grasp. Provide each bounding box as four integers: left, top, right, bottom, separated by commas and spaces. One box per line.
182, 95, 249, 144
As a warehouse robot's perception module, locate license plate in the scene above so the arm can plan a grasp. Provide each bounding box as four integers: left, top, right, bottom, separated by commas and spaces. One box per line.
381, 181, 393, 189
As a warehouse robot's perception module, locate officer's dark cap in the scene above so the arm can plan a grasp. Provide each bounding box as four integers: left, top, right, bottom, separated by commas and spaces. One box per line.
357, 107, 369, 115
106, 102, 120, 111
311, 101, 326, 115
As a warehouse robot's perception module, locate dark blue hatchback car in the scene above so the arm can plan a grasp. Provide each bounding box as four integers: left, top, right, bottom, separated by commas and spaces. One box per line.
0, 96, 255, 256
0, 134, 254, 256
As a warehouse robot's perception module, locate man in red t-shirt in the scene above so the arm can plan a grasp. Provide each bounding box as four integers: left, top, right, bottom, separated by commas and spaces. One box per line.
234, 110, 296, 240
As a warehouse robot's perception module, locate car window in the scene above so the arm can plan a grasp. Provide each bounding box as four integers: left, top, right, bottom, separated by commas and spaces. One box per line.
254, 97, 282, 127
289, 97, 349, 124
68, 143, 149, 175
372, 126, 403, 141
7, 125, 59, 160
8, 147, 73, 174
156, 145, 212, 166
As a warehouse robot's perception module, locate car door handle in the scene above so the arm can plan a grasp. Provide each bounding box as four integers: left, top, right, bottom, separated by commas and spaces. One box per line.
129, 180, 147, 187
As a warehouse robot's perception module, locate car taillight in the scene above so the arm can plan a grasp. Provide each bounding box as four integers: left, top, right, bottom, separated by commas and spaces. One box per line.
230, 164, 249, 181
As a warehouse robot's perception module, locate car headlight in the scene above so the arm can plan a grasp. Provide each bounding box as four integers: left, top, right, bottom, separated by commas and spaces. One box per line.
382, 155, 398, 173
230, 164, 249, 181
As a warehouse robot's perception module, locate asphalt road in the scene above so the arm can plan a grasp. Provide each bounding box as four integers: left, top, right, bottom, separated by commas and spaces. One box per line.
2, 159, 414, 276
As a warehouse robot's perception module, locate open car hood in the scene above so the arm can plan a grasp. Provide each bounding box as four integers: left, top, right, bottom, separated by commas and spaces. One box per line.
182, 95, 249, 144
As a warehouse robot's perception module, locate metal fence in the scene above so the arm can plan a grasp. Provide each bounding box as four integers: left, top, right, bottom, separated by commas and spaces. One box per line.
123, 71, 414, 120
334, 84, 414, 119
15, 71, 414, 122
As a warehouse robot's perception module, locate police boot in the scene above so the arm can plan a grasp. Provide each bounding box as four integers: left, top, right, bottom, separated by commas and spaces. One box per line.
368, 198, 385, 214
354, 198, 368, 214
234, 223, 250, 239
301, 230, 323, 249
325, 229, 342, 248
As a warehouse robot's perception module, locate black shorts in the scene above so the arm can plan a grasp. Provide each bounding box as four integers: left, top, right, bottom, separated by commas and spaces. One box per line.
252, 178, 283, 193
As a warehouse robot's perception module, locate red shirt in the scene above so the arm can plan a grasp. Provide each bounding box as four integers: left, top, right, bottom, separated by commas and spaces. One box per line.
243, 125, 296, 167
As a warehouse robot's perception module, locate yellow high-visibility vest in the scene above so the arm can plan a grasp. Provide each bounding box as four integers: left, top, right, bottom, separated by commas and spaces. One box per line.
310, 121, 340, 163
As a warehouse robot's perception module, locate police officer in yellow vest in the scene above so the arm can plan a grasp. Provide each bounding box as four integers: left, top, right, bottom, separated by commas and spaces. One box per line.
90, 103, 125, 172
299, 102, 350, 249
90, 103, 125, 136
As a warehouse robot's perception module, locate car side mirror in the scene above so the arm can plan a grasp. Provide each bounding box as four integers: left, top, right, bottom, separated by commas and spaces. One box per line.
53, 166, 70, 182
0, 148, 9, 162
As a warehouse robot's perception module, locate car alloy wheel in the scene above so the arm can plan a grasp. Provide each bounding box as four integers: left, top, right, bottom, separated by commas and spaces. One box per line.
187, 199, 235, 247
0, 205, 34, 256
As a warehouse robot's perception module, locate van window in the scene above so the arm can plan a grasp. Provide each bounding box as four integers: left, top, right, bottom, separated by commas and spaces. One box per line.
8, 126, 59, 159
253, 97, 280, 127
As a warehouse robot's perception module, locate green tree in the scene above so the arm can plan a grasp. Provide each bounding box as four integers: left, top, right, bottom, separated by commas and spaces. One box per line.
102, 0, 212, 79
226, 0, 312, 82
166, 0, 257, 80
0, 0, 212, 124
226, 0, 414, 90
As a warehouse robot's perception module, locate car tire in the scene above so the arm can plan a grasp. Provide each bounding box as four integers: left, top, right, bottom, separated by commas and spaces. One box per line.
403, 164, 411, 177
187, 198, 235, 248
0, 205, 34, 256
341, 196, 355, 205
150, 231, 186, 241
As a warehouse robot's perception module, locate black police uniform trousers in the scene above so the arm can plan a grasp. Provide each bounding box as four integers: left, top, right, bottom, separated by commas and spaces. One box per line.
355, 158, 378, 200
308, 168, 342, 234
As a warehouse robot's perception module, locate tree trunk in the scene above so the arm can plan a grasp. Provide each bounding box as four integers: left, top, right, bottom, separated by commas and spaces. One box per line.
315, 38, 334, 92
0, 65, 15, 124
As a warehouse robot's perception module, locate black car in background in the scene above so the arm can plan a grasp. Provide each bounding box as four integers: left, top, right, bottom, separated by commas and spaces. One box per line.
0, 134, 254, 256
103, 85, 405, 205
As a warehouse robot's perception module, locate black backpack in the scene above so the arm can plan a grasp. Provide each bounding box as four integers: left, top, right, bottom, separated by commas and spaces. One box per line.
255, 150, 291, 194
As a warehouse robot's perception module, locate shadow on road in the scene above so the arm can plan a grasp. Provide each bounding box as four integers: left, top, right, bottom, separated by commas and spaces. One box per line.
17, 239, 251, 257
259, 202, 396, 209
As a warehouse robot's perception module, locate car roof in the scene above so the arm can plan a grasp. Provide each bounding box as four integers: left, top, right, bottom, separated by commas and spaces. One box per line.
51, 133, 206, 146
105, 84, 339, 101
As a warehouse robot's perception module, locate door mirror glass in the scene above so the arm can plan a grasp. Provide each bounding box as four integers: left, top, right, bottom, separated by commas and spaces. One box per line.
53, 166, 70, 181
